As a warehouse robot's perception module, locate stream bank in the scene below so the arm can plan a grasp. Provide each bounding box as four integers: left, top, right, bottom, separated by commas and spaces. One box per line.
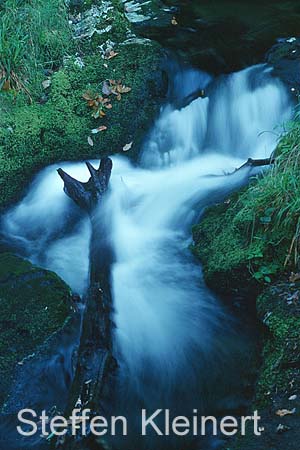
192, 116, 300, 448
1, 1, 300, 449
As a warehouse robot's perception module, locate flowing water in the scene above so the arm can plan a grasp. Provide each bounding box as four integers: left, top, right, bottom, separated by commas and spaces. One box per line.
0, 64, 292, 449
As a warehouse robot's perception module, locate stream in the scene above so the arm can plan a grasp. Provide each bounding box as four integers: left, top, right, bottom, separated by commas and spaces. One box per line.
0, 63, 293, 449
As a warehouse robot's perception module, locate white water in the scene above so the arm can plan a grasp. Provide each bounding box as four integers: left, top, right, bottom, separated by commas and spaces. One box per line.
1, 64, 292, 446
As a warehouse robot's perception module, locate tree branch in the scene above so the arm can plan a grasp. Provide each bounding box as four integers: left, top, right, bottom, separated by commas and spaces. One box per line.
172, 88, 207, 110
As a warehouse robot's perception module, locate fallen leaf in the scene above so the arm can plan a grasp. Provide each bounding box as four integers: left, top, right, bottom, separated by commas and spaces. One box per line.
2, 80, 11, 91
277, 423, 291, 434
289, 272, 300, 283
287, 291, 299, 304
119, 85, 131, 93
91, 126, 107, 134
88, 136, 94, 146
276, 408, 296, 417
107, 50, 118, 60
171, 16, 178, 25
105, 103, 112, 109
83, 92, 93, 101
123, 141, 133, 152
42, 79, 51, 89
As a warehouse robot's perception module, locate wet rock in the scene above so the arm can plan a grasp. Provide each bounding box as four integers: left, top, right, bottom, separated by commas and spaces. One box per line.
71, 3, 115, 40
0, 253, 73, 407
131, 0, 300, 74
266, 37, 300, 92
123, 0, 175, 33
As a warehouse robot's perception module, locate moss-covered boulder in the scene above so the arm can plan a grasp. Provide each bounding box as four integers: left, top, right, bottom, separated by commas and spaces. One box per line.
230, 281, 300, 450
192, 116, 300, 298
256, 282, 300, 406
0, 0, 166, 209
0, 38, 165, 208
0, 253, 72, 406
192, 198, 261, 299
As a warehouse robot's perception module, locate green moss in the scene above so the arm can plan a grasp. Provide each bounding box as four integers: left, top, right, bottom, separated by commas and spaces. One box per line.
0, 253, 72, 404
0, 40, 163, 207
192, 117, 300, 294
255, 284, 300, 407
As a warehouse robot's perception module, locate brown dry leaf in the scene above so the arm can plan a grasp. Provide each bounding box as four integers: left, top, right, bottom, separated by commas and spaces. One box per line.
2, 80, 11, 91
107, 51, 118, 60
116, 93, 121, 101
82, 92, 93, 101
123, 141, 133, 152
88, 136, 94, 146
276, 408, 296, 417
105, 103, 113, 109
289, 272, 300, 283
91, 126, 107, 134
171, 16, 178, 25
119, 85, 131, 93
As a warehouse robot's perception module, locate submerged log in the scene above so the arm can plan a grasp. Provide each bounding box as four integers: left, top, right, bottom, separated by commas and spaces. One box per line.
56, 158, 117, 449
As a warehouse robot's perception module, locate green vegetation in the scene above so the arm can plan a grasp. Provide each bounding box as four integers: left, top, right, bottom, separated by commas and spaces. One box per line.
193, 116, 300, 449
193, 116, 300, 293
0, 0, 72, 95
0, 253, 72, 405
0, 0, 163, 209
255, 283, 300, 406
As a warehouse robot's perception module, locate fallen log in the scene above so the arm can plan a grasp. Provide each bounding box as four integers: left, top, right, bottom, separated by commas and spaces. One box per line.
57, 158, 112, 212
56, 158, 117, 449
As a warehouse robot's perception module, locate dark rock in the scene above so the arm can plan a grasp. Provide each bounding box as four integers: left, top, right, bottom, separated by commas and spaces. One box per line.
0, 253, 73, 407
266, 38, 300, 92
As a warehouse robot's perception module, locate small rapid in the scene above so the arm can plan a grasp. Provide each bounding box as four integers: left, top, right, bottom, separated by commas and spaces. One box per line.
1, 63, 293, 449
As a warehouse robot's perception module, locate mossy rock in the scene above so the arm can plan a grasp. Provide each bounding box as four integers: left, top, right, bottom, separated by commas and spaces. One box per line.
0, 40, 165, 208
192, 120, 300, 297
192, 200, 261, 299
0, 253, 72, 405
256, 283, 300, 406
230, 281, 300, 450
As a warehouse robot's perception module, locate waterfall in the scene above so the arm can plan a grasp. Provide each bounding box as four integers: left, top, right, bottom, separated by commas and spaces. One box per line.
1, 63, 292, 449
